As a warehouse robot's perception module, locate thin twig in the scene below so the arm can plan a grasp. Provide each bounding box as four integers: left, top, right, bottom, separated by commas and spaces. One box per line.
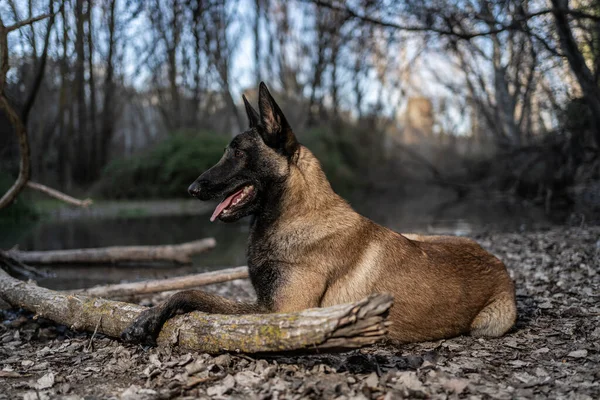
26, 181, 93, 208
307, 1, 600, 39
86, 316, 102, 351
6, 13, 52, 33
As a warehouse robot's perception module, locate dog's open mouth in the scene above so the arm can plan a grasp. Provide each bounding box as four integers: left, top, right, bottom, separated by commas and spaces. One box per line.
210, 185, 255, 222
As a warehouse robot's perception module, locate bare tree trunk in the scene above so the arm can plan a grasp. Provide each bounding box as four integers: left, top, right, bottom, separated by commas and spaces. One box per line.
7, 238, 216, 265
57, 3, 71, 190
491, 34, 520, 146
199, 1, 244, 133
0, 19, 31, 209
551, 0, 600, 146
73, 0, 88, 183
98, 0, 116, 172
191, 2, 204, 126
87, 0, 98, 179
27, 0, 38, 59
21, 0, 56, 127
0, 268, 392, 353
167, 0, 181, 131
330, 32, 344, 133
351, 28, 369, 121
307, 20, 327, 127
254, 0, 261, 85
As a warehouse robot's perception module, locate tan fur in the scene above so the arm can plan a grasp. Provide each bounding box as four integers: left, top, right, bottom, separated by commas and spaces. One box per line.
265, 146, 517, 343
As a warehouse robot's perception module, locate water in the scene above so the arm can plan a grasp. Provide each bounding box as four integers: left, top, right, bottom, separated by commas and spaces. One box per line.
0, 189, 553, 290
1, 214, 250, 290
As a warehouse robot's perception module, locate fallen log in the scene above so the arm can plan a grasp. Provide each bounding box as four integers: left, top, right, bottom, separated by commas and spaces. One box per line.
71, 266, 250, 298
6, 238, 216, 265
0, 269, 392, 353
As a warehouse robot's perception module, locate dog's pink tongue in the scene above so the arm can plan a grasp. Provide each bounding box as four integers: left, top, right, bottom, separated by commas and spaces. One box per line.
210, 190, 240, 222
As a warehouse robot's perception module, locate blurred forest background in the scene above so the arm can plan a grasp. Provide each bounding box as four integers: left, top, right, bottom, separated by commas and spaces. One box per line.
1, 0, 599, 224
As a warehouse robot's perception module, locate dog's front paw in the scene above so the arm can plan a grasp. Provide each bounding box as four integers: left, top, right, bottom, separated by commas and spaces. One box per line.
121, 308, 162, 346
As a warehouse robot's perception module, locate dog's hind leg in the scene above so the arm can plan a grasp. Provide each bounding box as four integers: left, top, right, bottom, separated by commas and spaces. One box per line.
470, 291, 517, 337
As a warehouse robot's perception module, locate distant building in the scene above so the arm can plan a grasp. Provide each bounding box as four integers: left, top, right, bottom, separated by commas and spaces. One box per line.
403, 97, 434, 144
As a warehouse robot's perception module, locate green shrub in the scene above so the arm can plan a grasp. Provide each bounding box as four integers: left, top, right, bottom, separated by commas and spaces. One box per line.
96, 128, 371, 200
96, 132, 230, 199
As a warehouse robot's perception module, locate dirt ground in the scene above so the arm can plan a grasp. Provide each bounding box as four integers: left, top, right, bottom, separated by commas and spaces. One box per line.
1, 226, 599, 399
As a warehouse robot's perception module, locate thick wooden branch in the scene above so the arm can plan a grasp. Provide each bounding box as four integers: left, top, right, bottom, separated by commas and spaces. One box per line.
0, 269, 392, 353
71, 266, 249, 298
26, 181, 93, 207
0, 96, 31, 210
6, 238, 217, 265
0, 16, 31, 210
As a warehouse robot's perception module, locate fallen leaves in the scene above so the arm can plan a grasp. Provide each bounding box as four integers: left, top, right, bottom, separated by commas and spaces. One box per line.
36, 372, 55, 390
0, 226, 599, 399
567, 349, 589, 359
0, 370, 23, 378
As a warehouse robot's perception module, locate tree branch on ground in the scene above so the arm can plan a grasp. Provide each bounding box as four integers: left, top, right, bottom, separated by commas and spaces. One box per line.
6, 238, 217, 265
70, 266, 249, 298
0, 267, 393, 353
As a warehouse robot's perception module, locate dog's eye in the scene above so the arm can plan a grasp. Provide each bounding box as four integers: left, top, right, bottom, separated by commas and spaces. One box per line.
234, 149, 244, 158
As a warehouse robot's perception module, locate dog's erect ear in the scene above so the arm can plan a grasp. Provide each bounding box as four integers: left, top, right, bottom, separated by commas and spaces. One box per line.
258, 82, 299, 157
243, 94, 260, 128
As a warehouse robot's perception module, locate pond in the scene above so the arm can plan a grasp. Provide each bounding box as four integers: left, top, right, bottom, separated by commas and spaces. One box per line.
0, 188, 553, 290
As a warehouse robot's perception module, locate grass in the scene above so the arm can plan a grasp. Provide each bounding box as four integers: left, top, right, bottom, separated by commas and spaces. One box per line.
95, 131, 230, 199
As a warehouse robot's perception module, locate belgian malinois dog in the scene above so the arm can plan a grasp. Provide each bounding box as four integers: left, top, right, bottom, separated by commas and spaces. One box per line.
122, 82, 517, 345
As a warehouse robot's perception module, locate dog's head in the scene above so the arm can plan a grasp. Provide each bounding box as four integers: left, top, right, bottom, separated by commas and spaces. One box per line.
188, 82, 299, 222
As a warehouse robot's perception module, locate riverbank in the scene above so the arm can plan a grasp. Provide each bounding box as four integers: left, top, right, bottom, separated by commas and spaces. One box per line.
1, 226, 599, 399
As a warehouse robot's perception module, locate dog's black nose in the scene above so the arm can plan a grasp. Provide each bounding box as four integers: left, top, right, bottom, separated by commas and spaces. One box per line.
188, 181, 201, 197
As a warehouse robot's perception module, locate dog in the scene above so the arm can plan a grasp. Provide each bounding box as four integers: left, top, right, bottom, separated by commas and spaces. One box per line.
121, 82, 517, 345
